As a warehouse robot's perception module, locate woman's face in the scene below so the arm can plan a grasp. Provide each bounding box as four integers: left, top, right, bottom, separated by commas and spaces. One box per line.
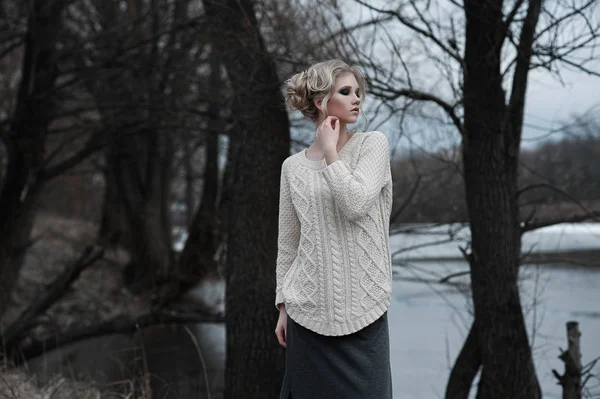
317, 72, 361, 124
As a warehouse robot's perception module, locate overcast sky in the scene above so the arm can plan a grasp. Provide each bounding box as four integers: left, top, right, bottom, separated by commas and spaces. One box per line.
333, 0, 600, 152
522, 64, 599, 146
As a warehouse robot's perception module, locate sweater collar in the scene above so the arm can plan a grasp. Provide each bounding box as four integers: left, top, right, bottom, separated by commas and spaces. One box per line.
297, 132, 359, 170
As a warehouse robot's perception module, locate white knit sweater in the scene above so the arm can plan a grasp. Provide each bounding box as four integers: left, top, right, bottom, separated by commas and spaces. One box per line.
275, 131, 393, 336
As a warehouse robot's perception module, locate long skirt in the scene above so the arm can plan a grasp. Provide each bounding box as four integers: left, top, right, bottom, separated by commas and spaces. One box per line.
279, 311, 392, 399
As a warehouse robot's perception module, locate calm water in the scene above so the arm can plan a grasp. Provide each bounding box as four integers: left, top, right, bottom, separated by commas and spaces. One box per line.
30, 223, 600, 398
176, 260, 600, 398
388, 223, 600, 398
389, 261, 600, 398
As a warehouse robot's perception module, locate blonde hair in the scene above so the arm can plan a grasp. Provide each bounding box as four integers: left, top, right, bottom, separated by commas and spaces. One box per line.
282, 59, 367, 122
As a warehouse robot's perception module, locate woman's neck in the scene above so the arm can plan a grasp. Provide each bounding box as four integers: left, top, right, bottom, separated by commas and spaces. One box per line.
336, 127, 352, 151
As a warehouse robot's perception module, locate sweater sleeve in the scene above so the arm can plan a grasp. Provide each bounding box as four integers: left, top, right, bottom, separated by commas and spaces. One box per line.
322, 131, 390, 221
275, 160, 300, 309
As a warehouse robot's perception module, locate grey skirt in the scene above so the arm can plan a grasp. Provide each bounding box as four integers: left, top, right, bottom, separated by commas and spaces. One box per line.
280, 312, 392, 399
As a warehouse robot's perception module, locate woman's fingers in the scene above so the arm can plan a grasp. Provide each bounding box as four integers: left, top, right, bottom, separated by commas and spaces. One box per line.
328, 116, 338, 129
275, 325, 287, 348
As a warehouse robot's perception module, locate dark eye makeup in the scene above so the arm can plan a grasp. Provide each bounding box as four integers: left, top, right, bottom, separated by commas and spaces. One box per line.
339, 87, 360, 97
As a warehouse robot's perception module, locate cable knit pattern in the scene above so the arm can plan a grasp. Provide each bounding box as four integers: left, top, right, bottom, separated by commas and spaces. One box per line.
322, 178, 344, 324
290, 173, 319, 315
275, 131, 393, 336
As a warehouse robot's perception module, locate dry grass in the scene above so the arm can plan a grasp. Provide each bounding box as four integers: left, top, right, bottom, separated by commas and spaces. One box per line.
0, 367, 102, 399
0, 365, 160, 398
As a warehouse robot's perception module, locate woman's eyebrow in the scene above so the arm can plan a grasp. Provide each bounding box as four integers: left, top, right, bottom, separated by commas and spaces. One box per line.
338, 85, 359, 90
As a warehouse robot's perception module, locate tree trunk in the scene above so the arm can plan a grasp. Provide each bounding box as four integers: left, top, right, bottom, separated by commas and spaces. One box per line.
463, 104, 541, 399
176, 52, 222, 294
183, 135, 196, 223
459, 1, 542, 397
0, 0, 66, 318
110, 126, 174, 294
99, 158, 131, 251
445, 322, 481, 399
93, 0, 189, 295
202, 1, 290, 397
553, 321, 582, 399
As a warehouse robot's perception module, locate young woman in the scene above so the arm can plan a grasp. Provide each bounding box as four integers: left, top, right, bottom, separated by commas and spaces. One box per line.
275, 59, 394, 398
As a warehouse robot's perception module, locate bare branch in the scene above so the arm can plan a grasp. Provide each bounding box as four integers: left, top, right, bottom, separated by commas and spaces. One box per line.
506, 0, 543, 148
534, 0, 598, 43
0, 36, 23, 60
390, 174, 421, 223
368, 83, 465, 135
314, 15, 395, 47
13, 310, 225, 364
2, 246, 105, 348
390, 237, 457, 259
546, 56, 600, 78
439, 270, 470, 284
504, 0, 526, 29
41, 133, 105, 181
352, 0, 463, 64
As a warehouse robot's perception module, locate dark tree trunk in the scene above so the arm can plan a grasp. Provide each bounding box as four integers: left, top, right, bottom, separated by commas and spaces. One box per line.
456, 0, 543, 398
172, 53, 222, 298
202, 0, 290, 397
0, 0, 66, 318
183, 135, 196, 223
94, 0, 184, 295
554, 322, 582, 399
99, 159, 131, 251
99, 121, 175, 295
110, 126, 174, 294
215, 119, 242, 267
445, 322, 481, 399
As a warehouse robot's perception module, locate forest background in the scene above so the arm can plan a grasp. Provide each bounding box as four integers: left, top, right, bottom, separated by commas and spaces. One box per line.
1, 0, 600, 398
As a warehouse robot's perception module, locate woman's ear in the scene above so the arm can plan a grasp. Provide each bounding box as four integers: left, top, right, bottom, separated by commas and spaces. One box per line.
314, 97, 323, 111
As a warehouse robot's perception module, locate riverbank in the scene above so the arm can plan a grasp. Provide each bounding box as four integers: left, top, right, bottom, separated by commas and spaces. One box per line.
396, 248, 600, 267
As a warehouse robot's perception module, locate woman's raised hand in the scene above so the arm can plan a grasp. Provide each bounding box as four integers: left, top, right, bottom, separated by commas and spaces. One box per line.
316, 116, 340, 152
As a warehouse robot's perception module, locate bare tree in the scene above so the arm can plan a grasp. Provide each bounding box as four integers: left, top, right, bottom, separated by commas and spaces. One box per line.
0, 0, 71, 317
64, 0, 214, 294
316, 0, 600, 397
174, 49, 223, 300
201, 1, 291, 398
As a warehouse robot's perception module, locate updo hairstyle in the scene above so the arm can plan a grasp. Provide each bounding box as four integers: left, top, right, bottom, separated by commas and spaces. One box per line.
282, 59, 366, 122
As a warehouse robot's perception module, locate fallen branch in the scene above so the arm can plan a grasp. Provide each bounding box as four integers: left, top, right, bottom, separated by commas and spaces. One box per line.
2, 245, 105, 349
12, 310, 225, 364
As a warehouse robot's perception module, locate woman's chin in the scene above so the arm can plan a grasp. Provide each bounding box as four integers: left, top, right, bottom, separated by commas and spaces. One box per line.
337, 116, 358, 125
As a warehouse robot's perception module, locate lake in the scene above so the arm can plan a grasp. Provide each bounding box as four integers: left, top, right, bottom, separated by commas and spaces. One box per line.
388, 223, 600, 398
